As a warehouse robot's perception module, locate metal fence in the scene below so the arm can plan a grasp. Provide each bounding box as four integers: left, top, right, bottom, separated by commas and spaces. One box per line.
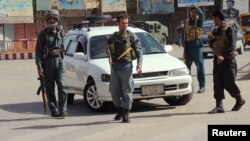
0, 39, 37, 54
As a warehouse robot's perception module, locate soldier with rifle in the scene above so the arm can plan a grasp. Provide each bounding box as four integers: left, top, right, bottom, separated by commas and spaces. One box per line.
35, 9, 68, 118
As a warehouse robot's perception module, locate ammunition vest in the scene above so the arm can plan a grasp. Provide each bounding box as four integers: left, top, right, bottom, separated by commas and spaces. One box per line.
108, 30, 136, 62
184, 18, 203, 41
42, 28, 65, 59
212, 24, 230, 56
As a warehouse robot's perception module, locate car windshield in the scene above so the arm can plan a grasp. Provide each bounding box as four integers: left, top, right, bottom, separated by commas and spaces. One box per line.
203, 22, 214, 34
89, 32, 165, 59
241, 15, 250, 26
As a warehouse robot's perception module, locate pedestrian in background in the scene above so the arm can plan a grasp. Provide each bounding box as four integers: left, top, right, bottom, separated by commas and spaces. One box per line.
182, 4, 206, 93
35, 9, 68, 118
207, 9, 245, 114
107, 14, 143, 123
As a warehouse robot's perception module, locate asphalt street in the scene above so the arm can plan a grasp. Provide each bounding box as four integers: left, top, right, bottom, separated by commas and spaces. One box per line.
0, 45, 250, 141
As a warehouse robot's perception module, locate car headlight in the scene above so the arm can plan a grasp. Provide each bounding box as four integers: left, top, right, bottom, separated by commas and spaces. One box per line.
101, 74, 111, 82
169, 68, 189, 77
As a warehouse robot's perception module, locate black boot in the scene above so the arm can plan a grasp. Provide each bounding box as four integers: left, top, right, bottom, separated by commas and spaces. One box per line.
232, 96, 245, 111
114, 108, 123, 121
122, 110, 131, 123
208, 99, 224, 114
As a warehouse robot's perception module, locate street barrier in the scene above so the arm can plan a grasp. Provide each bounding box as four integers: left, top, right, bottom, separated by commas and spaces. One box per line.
0, 39, 36, 60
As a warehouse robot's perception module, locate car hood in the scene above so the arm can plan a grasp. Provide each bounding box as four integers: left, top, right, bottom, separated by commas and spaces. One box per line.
90, 53, 187, 74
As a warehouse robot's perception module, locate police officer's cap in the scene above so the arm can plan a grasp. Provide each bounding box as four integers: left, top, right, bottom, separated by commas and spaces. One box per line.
226, 0, 235, 4
46, 9, 60, 22
212, 9, 225, 20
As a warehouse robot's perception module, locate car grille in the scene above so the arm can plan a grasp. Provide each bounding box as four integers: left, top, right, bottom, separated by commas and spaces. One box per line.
133, 71, 168, 78
133, 84, 177, 94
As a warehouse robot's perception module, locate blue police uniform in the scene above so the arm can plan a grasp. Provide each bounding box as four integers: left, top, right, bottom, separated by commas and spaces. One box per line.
108, 30, 143, 122
35, 27, 68, 117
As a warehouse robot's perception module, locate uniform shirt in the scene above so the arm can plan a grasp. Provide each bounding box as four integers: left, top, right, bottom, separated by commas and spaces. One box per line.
35, 28, 64, 70
210, 25, 236, 58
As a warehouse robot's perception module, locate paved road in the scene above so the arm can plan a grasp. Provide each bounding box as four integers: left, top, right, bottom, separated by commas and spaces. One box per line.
0, 46, 250, 141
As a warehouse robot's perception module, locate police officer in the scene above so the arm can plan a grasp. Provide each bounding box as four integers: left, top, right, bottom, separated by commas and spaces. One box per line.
35, 9, 68, 118
107, 14, 143, 123
223, 0, 239, 20
208, 9, 245, 114
182, 5, 206, 93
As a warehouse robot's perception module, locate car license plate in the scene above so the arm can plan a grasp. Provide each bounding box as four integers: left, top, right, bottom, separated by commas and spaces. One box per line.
141, 84, 165, 96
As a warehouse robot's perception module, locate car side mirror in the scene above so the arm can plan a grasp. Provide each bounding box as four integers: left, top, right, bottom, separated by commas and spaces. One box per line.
163, 45, 173, 53
73, 52, 87, 60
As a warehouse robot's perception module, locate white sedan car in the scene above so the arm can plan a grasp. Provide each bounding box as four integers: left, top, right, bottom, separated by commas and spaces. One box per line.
63, 26, 193, 111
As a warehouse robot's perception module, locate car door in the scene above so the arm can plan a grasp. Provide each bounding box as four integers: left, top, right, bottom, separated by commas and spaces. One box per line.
64, 35, 80, 90
64, 34, 89, 92
71, 35, 89, 91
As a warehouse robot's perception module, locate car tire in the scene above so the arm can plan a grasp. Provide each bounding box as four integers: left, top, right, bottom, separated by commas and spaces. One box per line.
163, 84, 194, 106
160, 34, 168, 45
67, 93, 75, 105
237, 40, 244, 54
84, 80, 106, 112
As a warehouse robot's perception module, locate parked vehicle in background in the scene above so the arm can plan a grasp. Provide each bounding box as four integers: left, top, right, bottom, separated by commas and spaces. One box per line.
227, 19, 246, 54
239, 12, 250, 45
202, 20, 245, 58
202, 20, 215, 58
130, 21, 169, 45
63, 18, 193, 112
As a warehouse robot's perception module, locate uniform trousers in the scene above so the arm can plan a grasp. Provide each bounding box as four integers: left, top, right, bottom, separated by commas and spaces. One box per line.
213, 58, 241, 100
43, 57, 68, 113
109, 63, 134, 110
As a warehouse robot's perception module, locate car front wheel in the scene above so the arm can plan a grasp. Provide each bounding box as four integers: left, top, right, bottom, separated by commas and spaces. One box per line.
84, 80, 106, 112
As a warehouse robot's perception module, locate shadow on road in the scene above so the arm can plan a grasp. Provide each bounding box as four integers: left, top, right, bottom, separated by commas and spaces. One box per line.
0, 99, 178, 122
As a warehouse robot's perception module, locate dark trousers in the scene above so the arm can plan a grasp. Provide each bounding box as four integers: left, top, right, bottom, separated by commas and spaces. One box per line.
213, 58, 241, 100
43, 58, 68, 113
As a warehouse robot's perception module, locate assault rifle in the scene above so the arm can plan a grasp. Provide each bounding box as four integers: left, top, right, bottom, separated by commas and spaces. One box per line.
36, 75, 48, 114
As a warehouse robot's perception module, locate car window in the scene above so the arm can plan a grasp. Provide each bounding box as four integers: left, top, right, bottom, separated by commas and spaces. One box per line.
75, 42, 85, 54
76, 35, 87, 54
66, 40, 78, 57
64, 34, 78, 50
203, 25, 213, 34
203, 22, 214, 34
90, 35, 109, 59
89, 32, 165, 59
136, 33, 165, 54
241, 16, 250, 26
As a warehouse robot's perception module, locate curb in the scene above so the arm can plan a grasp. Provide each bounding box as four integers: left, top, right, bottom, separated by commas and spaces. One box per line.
0, 52, 35, 60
